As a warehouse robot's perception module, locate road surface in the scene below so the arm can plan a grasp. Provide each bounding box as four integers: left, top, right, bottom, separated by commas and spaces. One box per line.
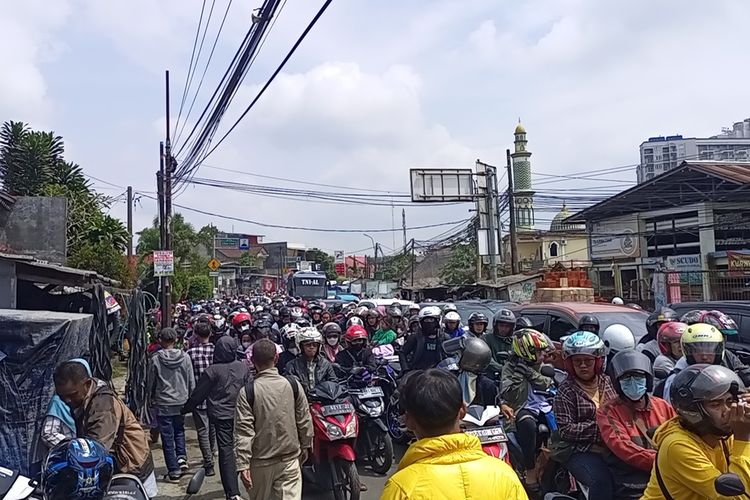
153, 414, 404, 499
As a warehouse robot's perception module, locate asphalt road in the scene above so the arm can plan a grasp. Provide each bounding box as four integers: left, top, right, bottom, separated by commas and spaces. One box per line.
153, 414, 404, 500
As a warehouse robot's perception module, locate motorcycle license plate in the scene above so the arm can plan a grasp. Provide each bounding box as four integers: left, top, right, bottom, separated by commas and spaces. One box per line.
352, 386, 384, 399
321, 403, 354, 416
465, 426, 508, 443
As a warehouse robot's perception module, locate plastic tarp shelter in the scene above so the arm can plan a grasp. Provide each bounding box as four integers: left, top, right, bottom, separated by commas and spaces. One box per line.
0, 309, 91, 475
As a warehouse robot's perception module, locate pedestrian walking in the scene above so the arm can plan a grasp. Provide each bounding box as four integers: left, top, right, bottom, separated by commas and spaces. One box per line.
149, 327, 195, 481
183, 336, 249, 500
235, 338, 314, 500
186, 322, 217, 475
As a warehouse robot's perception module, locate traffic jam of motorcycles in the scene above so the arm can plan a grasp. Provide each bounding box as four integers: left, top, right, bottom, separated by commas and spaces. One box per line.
9, 286, 750, 500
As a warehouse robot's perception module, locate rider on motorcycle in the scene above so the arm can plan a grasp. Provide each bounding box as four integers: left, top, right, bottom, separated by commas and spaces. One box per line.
483, 308, 517, 376
283, 327, 338, 395
364, 308, 381, 338
554, 331, 617, 500
442, 311, 463, 338
653, 321, 688, 377
230, 312, 252, 339
308, 303, 324, 326
641, 364, 750, 500
277, 323, 301, 369
596, 350, 675, 498
400, 306, 449, 372
501, 328, 554, 491
372, 314, 398, 346
465, 312, 489, 338
681, 309, 750, 386
321, 322, 344, 363
336, 324, 379, 375
600, 323, 636, 377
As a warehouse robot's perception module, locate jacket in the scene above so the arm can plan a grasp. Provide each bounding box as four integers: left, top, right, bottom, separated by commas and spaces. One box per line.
400, 332, 449, 371
182, 336, 250, 421
75, 380, 154, 481
372, 328, 397, 346
336, 346, 378, 374
596, 395, 675, 472
234, 367, 314, 470
149, 347, 195, 414
380, 432, 528, 500
483, 333, 514, 377
553, 375, 617, 453
501, 356, 553, 412
283, 354, 338, 394
641, 418, 750, 500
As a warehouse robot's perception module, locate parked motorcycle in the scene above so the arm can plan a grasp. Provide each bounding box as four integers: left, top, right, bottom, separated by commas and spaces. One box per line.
306, 381, 361, 500
348, 378, 393, 474
461, 404, 511, 464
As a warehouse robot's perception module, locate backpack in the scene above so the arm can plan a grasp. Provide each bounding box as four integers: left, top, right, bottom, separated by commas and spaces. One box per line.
244, 374, 300, 407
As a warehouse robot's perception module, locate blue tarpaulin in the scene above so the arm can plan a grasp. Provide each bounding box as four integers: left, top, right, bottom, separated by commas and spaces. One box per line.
0, 310, 91, 475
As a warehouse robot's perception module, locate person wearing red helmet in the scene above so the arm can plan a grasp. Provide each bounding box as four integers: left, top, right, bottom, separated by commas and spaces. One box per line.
231, 312, 252, 338
335, 325, 378, 375
653, 321, 688, 378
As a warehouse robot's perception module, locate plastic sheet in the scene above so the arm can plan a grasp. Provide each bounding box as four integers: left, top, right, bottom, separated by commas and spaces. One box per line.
0, 309, 92, 475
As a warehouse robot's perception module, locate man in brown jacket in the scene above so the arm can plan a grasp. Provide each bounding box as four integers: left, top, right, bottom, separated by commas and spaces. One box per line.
235, 339, 314, 500
54, 360, 158, 498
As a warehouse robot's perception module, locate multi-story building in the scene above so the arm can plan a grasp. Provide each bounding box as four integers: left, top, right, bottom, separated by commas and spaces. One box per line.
638, 118, 750, 183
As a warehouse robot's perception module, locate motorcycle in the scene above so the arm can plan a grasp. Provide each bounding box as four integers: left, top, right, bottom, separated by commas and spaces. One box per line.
305, 381, 361, 500
0, 466, 205, 500
348, 376, 393, 474
461, 404, 511, 464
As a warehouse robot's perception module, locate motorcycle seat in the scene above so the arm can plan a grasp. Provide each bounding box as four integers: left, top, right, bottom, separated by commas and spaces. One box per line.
103, 474, 149, 500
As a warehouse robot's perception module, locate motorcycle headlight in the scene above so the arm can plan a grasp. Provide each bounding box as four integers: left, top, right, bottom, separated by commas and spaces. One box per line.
365, 402, 383, 417
325, 422, 344, 439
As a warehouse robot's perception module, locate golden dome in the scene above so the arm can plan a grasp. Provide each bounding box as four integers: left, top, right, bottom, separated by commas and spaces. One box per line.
515, 122, 526, 134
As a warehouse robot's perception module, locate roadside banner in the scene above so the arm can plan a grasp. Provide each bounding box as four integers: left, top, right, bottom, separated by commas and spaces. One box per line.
153, 250, 174, 277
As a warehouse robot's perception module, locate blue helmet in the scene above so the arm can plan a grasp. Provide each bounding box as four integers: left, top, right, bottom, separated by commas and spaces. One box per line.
43, 438, 114, 500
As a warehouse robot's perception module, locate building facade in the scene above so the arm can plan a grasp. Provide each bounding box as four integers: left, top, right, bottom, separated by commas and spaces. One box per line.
638, 118, 750, 183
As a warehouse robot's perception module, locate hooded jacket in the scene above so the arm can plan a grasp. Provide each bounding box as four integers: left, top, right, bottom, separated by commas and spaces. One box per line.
149, 347, 195, 414
483, 333, 514, 377
641, 417, 750, 500
380, 432, 528, 500
182, 336, 250, 420
283, 354, 337, 394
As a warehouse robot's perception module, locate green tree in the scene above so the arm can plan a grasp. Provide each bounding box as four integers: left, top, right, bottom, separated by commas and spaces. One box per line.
187, 274, 213, 300
238, 251, 259, 268
68, 240, 127, 283
0, 121, 64, 196
380, 251, 416, 281
439, 243, 477, 285
306, 248, 337, 280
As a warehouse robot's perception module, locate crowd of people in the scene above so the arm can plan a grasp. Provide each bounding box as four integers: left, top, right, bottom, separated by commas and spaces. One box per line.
36, 293, 750, 500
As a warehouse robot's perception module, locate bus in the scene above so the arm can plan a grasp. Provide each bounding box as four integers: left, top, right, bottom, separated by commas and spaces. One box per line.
287, 271, 327, 300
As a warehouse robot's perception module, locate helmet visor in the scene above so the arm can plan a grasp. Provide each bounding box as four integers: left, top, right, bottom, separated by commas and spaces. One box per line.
683, 341, 723, 356
691, 365, 744, 402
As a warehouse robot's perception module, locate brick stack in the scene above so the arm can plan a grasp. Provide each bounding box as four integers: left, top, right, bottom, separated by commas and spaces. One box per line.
532, 267, 594, 303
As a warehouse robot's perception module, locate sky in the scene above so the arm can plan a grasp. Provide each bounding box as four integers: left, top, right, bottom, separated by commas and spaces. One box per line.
2, 0, 749, 258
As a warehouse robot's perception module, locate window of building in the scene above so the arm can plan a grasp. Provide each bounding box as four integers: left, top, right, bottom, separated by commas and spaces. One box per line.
549, 242, 558, 257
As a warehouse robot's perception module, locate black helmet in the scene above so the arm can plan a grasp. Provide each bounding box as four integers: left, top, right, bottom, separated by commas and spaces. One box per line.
493, 309, 516, 325
670, 364, 744, 437
322, 322, 342, 336
578, 314, 600, 334
468, 312, 489, 325
609, 349, 654, 394
646, 307, 679, 336
515, 316, 534, 331
443, 336, 491, 374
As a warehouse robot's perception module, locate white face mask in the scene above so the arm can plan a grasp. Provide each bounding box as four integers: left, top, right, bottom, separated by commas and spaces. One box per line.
241, 342, 251, 349
289, 347, 299, 356
326, 337, 339, 346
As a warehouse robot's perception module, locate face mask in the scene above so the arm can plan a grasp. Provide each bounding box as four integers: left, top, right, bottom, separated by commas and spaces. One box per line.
288, 347, 299, 356
620, 375, 647, 401
241, 342, 251, 349
239, 324, 250, 332
326, 337, 339, 346
421, 322, 438, 336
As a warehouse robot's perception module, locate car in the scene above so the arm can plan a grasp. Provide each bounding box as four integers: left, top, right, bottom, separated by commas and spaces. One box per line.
668, 301, 750, 357
358, 298, 418, 314
419, 300, 511, 322
509, 302, 649, 369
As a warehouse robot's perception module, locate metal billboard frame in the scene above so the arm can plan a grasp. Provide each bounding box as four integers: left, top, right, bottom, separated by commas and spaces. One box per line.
410, 168, 475, 202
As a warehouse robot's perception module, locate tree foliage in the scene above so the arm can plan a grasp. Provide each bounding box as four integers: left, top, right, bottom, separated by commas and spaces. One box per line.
0, 120, 130, 283
306, 248, 337, 280
439, 243, 477, 285
380, 251, 416, 282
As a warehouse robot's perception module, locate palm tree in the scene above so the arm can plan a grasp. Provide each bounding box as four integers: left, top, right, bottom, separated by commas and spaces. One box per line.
0, 121, 64, 196
48, 161, 92, 194
86, 215, 130, 253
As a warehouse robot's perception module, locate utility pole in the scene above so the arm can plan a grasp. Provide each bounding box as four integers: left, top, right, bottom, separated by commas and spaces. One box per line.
402, 209, 407, 251
374, 243, 379, 278
162, 70, 173, 328
507, 149, 519, 274
482, 161, 499, 283
126, 186, 133, 264
410, 239, 415, 287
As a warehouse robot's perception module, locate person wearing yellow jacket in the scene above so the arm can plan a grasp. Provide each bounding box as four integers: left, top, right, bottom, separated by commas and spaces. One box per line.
380, 369, 527, 500
642, 364, 750, 500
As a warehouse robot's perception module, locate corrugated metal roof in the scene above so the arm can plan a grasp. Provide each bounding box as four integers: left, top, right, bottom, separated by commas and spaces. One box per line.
0, 252, 119, 286
685, 161, 750, 184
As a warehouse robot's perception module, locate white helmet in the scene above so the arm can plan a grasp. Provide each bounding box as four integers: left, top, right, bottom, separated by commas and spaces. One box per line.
611, 297, 624, 305
281, 323, 300, 341
444, 311, 461, 323
419, 306, 442, 320
442, 304, 458, 314
295, 327, 322, 350
291, 307, 304, 319
601, 323, 635, 354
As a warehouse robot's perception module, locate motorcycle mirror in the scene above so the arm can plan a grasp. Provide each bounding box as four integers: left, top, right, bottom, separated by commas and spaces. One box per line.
186, 467, 206, 495
540, 364, 556, 378
714, 473, 747, 497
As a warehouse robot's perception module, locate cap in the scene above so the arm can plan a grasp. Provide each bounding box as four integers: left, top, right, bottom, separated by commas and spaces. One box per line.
159, 327, 178, 342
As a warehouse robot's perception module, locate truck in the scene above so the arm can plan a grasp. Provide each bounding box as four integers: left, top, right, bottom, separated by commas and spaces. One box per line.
287, 271, 328, 300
